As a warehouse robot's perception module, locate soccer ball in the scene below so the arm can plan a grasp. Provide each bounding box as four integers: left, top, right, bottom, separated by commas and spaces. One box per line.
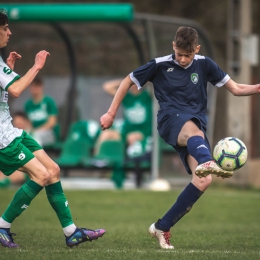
213, 137, 248, 171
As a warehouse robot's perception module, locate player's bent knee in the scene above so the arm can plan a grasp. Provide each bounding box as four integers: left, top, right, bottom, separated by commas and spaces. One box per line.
34, 170, 51, 186
48, 163, 60, 179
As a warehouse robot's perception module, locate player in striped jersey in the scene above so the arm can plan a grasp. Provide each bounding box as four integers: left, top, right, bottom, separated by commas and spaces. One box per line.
0, 9, 105, 248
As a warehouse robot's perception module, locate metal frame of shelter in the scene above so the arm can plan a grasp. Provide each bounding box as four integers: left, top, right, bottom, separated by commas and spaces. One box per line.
1, 4, 215, 180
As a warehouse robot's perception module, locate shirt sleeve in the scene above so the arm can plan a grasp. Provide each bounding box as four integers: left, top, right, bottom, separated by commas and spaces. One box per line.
0, 63, 20, 90
206, 57, 230, 87
129, 59, 157, 89
47, 97, 58, 115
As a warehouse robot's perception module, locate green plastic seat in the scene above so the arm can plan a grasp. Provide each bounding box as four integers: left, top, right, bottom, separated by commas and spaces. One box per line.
43, 124, 63, 151
160, 137, 176, 153
55, 120, 100, 167
88, 140, 125, 167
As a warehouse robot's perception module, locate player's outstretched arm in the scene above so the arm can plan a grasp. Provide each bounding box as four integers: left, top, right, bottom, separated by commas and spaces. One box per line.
8, 50, 50, 98
6, 52, 22, 70
100, 75, 135, 130
224, 78, 260, 96
102, 79, 123, 96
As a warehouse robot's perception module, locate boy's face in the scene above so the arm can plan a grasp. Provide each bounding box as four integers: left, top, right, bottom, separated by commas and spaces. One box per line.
0, 24, 11, 48
13, 115, 31, 130
172, 42, 200, 68
29, 83, 44, 98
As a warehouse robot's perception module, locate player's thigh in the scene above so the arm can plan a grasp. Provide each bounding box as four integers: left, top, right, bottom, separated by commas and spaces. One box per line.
98, 129, 121, 141
18, 157, 50, 183
33, 149, 60, 178
177, 120, 204, 146
0, 171, 5, 179
126, 131, 144, 145
9, 170, 26, 183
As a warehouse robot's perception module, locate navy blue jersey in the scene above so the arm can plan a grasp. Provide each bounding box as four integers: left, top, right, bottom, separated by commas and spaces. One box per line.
130, 54, 230, 116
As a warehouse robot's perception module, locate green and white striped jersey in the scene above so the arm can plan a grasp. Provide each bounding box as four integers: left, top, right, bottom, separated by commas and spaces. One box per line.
0, 56, 22, 149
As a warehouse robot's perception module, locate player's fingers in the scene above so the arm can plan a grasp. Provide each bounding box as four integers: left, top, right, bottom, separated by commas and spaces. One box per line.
39, 50, 50, 56
100, 121, 106, 130
14, 54, 22, 59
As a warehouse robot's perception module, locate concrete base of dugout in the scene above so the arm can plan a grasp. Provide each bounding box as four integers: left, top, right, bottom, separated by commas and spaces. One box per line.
60, 176, 190, 190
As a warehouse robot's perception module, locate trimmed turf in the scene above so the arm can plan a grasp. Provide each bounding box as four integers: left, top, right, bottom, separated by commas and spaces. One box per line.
0, 186, 259, 259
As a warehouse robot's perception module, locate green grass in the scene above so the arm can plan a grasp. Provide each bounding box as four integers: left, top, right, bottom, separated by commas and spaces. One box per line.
0, 186, 260, 259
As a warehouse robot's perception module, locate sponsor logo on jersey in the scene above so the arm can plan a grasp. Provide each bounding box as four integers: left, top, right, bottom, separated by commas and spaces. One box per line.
0, 91, 8, 102
65, 201, 69, 207
21, 204, 29, 209
3, 67, 12, 75
167, 68, 174, 72
18, 151, 26, 160
191, 73, 199, 84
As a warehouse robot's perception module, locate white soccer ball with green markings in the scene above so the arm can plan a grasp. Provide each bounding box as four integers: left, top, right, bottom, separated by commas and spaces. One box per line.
213, 137, 248, 171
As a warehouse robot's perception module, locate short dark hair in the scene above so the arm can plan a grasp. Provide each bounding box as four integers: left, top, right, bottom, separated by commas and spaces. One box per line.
13, 111, 29, 120
174, 27, 198, 53
31, 77, 43, 86
0, 9, 8, 26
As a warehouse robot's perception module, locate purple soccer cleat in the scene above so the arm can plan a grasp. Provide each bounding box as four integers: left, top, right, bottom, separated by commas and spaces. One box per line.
65, 227, 106, 247
0, 228, 19, 248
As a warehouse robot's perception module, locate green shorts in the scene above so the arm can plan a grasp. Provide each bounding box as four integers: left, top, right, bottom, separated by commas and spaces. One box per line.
0, 131, 42, 176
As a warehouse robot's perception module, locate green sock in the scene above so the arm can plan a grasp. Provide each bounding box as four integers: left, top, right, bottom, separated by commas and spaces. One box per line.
45, 181, 74, 228
0, 178, 11, 188
111, 166, 125, 189
2, 180, 43, 223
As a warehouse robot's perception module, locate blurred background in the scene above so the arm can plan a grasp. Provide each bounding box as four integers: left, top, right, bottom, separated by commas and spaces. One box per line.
2, 0, 260, 190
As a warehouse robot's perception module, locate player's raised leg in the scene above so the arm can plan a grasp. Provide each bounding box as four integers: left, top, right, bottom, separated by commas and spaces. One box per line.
33, 149, 106, 247
180, 121, 233, 178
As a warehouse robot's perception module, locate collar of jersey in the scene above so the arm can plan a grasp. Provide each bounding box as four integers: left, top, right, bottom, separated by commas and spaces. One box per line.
173, 58, 194, 69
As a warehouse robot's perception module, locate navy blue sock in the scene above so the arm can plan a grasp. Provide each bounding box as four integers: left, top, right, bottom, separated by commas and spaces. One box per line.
156, 183, 203, 231
187, 136, 212, 164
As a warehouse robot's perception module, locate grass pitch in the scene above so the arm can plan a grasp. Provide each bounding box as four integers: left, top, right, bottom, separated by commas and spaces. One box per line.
0, 185, 259, 260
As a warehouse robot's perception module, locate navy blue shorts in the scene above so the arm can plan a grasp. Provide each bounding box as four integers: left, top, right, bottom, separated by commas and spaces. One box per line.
157, 112, 210, 175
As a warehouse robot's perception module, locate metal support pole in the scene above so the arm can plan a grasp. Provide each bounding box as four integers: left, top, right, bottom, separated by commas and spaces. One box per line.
119, 23, 146, 65
143, 19, 160, 180
50, 23, 77, 139
227, 0, 252, 185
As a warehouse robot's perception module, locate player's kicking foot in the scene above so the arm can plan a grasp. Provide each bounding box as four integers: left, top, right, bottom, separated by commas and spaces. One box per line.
148, 223, 174, 249
0, 228, 19, 248
65, 227, 106, 248
195, 160, 233, 179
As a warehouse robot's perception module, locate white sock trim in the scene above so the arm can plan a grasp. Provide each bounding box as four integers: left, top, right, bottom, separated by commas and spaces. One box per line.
0, 217, 11, 228
63, 223, 77, 237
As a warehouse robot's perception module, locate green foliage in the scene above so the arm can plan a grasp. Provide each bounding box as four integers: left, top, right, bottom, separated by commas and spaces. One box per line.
0, 187, 259, 259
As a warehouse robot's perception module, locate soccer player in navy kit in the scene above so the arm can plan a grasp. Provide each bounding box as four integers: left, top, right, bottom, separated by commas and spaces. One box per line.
100, 26, 260, 249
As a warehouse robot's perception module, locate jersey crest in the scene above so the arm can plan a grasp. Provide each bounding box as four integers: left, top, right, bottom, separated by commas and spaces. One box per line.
191, 73, 199, 84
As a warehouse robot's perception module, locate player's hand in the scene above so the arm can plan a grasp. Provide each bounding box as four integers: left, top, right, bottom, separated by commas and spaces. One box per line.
34, 50, 50, 70
100, 113, 114, 130
6, 52, 22, 70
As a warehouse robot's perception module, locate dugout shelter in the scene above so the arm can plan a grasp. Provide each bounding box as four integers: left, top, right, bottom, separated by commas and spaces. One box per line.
1, 3, 215, 181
